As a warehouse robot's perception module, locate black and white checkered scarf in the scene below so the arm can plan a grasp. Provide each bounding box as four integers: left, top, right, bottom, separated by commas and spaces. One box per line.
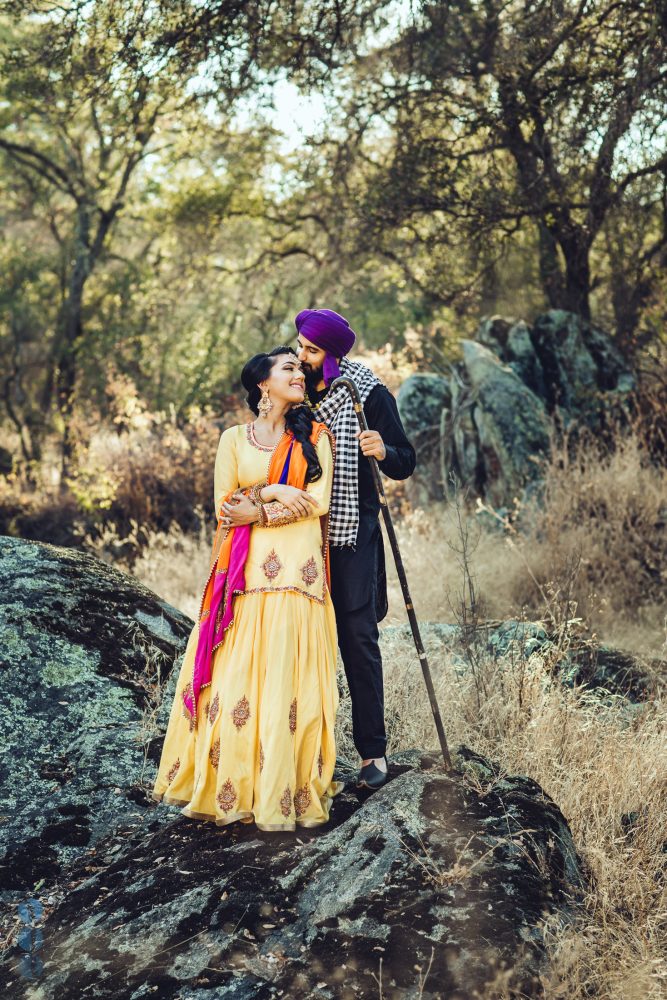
309, 358, 384, 548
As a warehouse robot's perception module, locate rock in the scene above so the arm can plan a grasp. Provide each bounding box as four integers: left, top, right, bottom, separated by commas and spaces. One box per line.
506, 310, 634, 424
0, 537, 192, 900
506, 320, 547, 399
397, 374, 451, 501
462, 341, 551, 505
0, 750, 585, 999
449, 379, 480, 492
411, 310, 637, 504
396, 373, 451, 438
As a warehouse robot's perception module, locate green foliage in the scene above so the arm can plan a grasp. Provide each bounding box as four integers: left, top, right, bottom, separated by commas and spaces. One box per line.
0, 0, 664, 486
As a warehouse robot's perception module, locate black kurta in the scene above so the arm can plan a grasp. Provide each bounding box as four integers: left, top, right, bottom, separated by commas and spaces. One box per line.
309, 383, 417, 616
309, 380, 416, 759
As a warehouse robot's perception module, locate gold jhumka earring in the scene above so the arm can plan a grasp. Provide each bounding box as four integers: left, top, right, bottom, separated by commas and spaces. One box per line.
258, 388, 273, 416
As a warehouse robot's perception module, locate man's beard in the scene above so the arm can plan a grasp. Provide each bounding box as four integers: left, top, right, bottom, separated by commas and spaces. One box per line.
303, 364, 324, 394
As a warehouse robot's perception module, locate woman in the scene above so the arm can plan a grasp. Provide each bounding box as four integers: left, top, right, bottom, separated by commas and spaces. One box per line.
152, 347, 342, 830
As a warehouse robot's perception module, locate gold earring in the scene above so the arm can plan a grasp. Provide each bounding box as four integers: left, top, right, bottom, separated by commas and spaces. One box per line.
258, 388, 273, 416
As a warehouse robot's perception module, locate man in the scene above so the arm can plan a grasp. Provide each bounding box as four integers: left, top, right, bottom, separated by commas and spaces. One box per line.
295, 308, 416, 791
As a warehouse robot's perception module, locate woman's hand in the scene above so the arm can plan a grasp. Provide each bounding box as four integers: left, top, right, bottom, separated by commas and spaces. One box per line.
220, 493, 260, 527
262, 484, 318, 517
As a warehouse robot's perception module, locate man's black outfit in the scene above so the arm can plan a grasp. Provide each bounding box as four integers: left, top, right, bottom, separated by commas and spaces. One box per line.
308, 382, 416, 760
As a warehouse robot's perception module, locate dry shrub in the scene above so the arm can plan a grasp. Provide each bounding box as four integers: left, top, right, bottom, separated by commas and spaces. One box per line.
509, 429, 667, 645
380, 428, 667, 658
0, 412, 225, 560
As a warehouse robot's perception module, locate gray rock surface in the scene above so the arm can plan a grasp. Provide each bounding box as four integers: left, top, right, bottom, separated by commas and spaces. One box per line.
404, 310, 636, 504
396, 373, 451, 439
0, 543, 591, 998
0, 536, 192, 898
0, 750, 585, 999
380, 620, 661, 703
462, 341, 551, 505
396, 373, 451, 501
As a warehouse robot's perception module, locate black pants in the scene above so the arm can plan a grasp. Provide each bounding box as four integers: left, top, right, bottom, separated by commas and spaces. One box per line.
333, 591, 387, 760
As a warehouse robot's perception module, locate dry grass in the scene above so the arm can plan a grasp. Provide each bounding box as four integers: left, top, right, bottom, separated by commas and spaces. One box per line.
334, 596, 664, 999
382, 429, 667, 659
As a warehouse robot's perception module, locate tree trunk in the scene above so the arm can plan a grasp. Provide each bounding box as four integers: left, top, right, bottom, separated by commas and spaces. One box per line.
55, 206, 92, 484
561, 235, 591, 320
537, 222, 565, 309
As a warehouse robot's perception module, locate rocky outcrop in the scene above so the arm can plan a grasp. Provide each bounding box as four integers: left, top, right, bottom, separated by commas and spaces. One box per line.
0, 536, 192, 896
0, 541, 589, 997
0, 750, 585, 999
463, 342, 551, 506
398, 309, 636, 504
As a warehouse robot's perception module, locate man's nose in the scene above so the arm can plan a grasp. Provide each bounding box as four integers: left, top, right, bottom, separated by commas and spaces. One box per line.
296, 346, 306, 361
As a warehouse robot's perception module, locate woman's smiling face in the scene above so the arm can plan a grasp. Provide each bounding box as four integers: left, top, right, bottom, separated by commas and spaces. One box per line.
259, 353, 305, 406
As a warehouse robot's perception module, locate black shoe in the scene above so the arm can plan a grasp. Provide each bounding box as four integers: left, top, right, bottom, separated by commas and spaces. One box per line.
356, 758, 388, 791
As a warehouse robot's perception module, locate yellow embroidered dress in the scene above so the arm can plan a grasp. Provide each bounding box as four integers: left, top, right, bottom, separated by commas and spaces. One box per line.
152, 422, 341, 831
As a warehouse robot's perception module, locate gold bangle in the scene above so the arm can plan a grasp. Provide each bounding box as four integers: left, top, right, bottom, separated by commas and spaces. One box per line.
248, 481, 268, 508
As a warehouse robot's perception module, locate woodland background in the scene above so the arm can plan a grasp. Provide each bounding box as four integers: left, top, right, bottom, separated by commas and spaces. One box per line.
0, 4, 666, 996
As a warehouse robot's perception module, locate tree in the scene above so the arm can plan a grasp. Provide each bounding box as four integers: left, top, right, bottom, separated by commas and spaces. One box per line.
0, 0, 389, 472
310, 0, 667, 338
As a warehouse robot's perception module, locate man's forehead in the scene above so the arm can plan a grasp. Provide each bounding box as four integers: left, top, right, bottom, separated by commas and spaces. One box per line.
296, 333, 321, 350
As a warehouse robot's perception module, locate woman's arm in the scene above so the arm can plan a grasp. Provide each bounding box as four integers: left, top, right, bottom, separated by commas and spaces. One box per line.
213, 428, 240, 517
258, 432, 334, 527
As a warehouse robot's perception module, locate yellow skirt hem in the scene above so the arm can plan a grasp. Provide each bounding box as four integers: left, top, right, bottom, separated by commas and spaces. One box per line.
153, 785, 345, 832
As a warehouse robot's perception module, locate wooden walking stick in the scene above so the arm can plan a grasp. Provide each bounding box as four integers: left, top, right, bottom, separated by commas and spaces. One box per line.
329, 376, 453, 770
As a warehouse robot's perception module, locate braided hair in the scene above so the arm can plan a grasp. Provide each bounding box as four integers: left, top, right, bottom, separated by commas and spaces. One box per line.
240, 346, 323, 483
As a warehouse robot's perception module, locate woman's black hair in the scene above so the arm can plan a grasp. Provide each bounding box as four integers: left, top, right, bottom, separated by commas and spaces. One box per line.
240, 346, 322, 483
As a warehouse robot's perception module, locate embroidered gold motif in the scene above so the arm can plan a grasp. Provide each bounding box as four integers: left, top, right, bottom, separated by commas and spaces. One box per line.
289, 698, 297, 735
208, 692, 220, 725
261, 502, 298, 528
202, 699, 209, 719
301, 556, 319, 586
317, 748, 324, 779
209, 738, 220, 769
261, 549, 282, 581
181, 683, 197, 731
217, 779, 237, 813
294, 783, 311, 817
166, 758, 180, 784
232, 695, 251, 730
280, 785, 292, 818
259, 741, 265, 773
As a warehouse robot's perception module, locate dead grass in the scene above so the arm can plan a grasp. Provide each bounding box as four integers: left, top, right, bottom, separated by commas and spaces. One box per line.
382, 428, 667, 658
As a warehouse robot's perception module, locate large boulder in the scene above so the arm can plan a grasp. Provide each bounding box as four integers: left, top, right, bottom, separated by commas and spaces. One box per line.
482, 310, 635, 425
0, 750, 585, 999
0, 541, 588, 998
396, 373, 451, 501
396, 373, 451, 438
462, 341, 551, 505
407, 310, 637, 504
0, 537, 192, 898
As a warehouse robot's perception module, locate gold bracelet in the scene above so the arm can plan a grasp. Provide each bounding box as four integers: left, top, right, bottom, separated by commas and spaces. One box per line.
248, 481, 268, 508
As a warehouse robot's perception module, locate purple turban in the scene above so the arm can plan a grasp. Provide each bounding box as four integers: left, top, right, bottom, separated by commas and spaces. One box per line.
294, 308, 356, 386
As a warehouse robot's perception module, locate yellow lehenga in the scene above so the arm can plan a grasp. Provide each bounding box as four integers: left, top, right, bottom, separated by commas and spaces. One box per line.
151, 422, 342, 831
